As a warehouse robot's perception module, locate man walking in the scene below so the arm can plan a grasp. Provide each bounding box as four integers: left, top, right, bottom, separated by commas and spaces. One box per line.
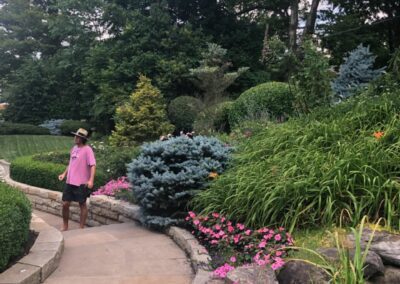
58, 128, 96, 231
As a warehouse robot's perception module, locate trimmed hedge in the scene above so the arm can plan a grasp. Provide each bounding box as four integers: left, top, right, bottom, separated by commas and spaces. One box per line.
11, 156, 107, 192
194, 101, 233, 134
60, 120, 91, 136
0, 183, 32, 272
228, 82, 294, 127
0, 122, 50, 135
168, 96, 204, 132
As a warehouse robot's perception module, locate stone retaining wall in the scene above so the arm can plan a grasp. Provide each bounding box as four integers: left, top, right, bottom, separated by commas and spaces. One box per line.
0, 160, 141, 227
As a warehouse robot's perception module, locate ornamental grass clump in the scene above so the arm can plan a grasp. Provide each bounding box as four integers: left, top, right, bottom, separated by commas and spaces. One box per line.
186, 211, 293, 279
127, 136, 231, 230
194, 90, 400, 231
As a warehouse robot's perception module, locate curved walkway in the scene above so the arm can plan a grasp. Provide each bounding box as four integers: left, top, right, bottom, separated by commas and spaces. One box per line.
0, 163, 193, 284
43, 214, 193, 284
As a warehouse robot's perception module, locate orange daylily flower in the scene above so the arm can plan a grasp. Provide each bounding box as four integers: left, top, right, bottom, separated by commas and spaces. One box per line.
209, 172, 219, 179
373, 131, 384, 139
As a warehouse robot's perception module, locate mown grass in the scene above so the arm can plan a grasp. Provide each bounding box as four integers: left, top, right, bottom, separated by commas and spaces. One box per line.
193, 91, 400, 232
0, 135, 72, 161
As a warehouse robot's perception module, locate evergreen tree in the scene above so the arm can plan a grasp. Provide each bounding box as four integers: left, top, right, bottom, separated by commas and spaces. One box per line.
189, 43, 248, 105
332, 44, 385, 99
110, 75, 174, 146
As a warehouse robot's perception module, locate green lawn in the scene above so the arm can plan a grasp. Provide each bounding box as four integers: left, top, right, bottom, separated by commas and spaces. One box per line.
0, 135, 72, 161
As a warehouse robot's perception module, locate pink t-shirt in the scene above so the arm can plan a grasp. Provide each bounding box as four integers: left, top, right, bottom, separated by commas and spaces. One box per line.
66, 145, 96, 186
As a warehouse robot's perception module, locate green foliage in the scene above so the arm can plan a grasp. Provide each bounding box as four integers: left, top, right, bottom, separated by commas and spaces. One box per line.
127, 136, 232, 230
190, 43, 249, 104
229, 82, 293, 127
0, 183, 31, 272
0, 122, 49, 135
11, 156, 107, 192
60, 120, 91, 136
194, 101, 233, 134
110, 75, 174, 146
168, 96, 204, 132
194, 90, 400, 232
291, 40, 333, 113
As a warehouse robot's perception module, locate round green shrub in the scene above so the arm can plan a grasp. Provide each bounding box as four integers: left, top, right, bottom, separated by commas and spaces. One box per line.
168, 96, 204, 132
194, 101, 233, 135
0, 183, 31, 272
0, 122, 50, 135
228, 82, 294, 127
60, 120, 91, 136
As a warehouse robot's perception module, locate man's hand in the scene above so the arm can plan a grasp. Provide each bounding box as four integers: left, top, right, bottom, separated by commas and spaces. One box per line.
87, 180, 94, 189
58, 173, 66, 181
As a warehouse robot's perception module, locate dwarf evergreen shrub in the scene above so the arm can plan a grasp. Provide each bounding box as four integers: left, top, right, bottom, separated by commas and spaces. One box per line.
168, 96, 204, 132
0, 183, 31, 272
110, 75, 174, 146
332, 44, 385, 100
229, 82, 293, 127
194, 101, 233, 134
127, 136, 231, 230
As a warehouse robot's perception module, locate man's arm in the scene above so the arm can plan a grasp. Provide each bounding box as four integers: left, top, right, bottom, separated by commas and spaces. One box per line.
87, 165, 96, 189
58, 167, 68, 181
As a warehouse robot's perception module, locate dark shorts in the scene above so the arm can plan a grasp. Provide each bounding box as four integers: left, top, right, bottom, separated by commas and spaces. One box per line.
62, 184, 88, 204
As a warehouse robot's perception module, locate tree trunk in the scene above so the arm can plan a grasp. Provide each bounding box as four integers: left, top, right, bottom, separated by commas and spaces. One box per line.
260, 22, 270, 63
301, 0, 321, 42
289, 0, 299, 51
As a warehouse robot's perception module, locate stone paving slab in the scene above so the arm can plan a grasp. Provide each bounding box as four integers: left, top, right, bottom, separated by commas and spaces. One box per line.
39, 214, 193, 284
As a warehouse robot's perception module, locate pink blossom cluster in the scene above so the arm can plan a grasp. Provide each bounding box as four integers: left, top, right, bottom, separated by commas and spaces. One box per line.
92, 176, 130, 196
213, 263, 235, 278
186, 211, 294, 279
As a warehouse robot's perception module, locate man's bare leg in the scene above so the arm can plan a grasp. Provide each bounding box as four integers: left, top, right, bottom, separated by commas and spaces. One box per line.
62, 201, 71, 231
79, 202, 88, 229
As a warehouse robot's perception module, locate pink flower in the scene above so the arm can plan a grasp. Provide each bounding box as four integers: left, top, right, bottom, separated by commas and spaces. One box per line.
193, 220, 200, 225
236, 223, 245, 230
213, 263, 235, 279
215, 224, 221, 230
228, 225, 234, 233
188, 211, 196, 218
230, 256, 236, 263
258, 241, 266, 248
276, 251, 283, 257
233, 234, 241, 244
212, 212, 220, 218
245, 229, 252, 236
271, 257, 285, 270
274, 234, 282, 241
221, 217, 226, 223
210, 240, 219, 245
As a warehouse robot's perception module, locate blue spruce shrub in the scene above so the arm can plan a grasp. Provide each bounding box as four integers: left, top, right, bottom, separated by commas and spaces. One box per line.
39, 119, 65, 135
127, 136, 231, 230
332, 44, 385, 100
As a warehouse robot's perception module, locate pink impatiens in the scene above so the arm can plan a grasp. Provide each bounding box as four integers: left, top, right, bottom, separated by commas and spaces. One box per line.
187, 212, 294, 280
92, 176, 130, 196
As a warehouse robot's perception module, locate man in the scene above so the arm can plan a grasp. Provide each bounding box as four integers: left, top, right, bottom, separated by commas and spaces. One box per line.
58, 128, 96, 231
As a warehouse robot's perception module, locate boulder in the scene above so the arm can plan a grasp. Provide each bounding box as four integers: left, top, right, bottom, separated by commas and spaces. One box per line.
226, 265, 278, 284
318, 247, 384, 279
347, 229, 400, 267
367, 265, 400, 284
277, 260, 330, 284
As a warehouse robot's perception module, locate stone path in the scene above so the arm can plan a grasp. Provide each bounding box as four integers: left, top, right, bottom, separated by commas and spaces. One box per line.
34, 210, 193, 284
